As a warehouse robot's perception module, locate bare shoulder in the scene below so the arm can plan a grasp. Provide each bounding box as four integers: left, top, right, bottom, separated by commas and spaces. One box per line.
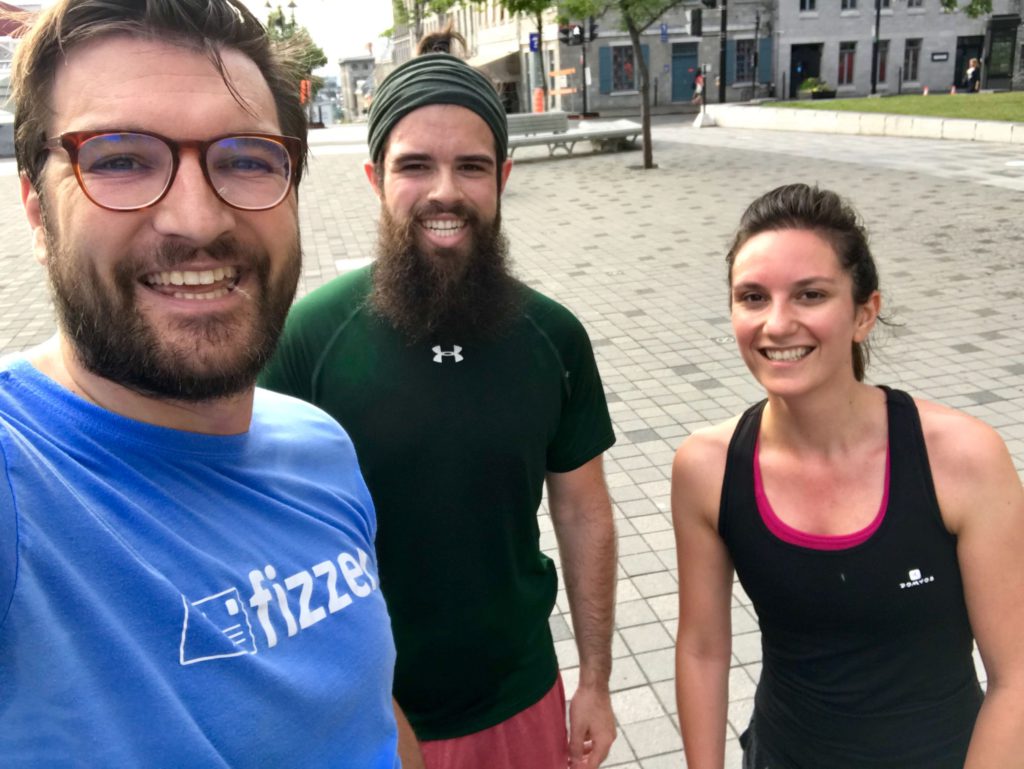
914, 397, 1012, 472
913, 396, 1022, 532
671, 417, 741, 528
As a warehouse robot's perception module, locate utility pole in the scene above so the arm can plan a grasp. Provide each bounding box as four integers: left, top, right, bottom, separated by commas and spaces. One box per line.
871, 0, 881, 94
752, 9, 760, 99
718, 0, 728, 103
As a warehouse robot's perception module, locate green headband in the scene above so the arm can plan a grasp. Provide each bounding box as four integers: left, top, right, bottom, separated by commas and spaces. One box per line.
367, 53, 507, 166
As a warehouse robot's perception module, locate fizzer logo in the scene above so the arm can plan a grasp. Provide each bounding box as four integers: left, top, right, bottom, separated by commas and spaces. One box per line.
181, 547, 378, 664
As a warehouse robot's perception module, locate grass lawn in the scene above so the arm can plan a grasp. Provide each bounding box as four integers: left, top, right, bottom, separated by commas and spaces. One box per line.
773, 91, 1024, 122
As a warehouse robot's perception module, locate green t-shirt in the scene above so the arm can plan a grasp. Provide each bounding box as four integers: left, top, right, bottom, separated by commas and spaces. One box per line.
260, 266, 615, 739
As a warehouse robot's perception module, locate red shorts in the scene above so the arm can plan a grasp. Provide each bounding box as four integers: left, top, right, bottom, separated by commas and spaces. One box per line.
419, 676, 569, 769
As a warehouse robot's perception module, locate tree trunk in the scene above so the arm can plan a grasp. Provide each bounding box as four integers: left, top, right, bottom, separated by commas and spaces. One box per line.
625, 14, 654, 168
414, 0, 423, 42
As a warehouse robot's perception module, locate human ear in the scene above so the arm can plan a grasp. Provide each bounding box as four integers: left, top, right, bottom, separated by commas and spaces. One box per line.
853, 290, 881, 342
363, 160, 384, 200
20, 173, 49, 266
498, 158, 513, 194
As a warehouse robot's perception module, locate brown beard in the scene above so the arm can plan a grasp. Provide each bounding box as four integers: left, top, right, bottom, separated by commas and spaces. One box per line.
370, 201, 522, 343
43, 211, 302, 402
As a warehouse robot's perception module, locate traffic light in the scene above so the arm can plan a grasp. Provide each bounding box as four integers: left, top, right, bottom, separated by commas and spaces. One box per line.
558, 25, 571, 44
690, 7, 702, 36
299, 79, 311, 104
588, 17, 598, 40
569, 24, 583, 45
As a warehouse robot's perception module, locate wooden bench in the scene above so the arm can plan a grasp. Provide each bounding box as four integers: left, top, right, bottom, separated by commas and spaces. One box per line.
506, 112, 641, 157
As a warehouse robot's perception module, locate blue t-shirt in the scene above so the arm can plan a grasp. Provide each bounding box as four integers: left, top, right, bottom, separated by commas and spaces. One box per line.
0, 358, 400, 768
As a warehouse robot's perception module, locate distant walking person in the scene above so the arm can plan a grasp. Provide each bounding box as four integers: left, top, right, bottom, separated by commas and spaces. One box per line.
672, 183, 1024, 769
965, 57, 981, 92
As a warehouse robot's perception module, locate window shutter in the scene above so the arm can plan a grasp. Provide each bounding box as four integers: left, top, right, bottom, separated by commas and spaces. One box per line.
759, 37, 773, 84
726, 39, 736, 84
599, 46, 612, 94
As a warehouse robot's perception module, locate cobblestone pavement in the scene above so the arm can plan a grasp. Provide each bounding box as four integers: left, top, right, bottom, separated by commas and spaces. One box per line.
1, 120, 1021, 767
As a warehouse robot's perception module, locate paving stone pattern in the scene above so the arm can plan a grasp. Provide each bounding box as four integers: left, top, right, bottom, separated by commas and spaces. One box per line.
1, 120, 1021, 767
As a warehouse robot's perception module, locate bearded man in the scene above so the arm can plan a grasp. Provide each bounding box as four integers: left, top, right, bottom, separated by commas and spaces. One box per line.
0, 1, 399, 765
261, 54, 618, 769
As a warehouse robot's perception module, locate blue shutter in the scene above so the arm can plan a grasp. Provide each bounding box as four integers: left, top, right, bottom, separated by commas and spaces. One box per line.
599, 46, 612, 94
641, 44, 650, 91
759, 36, 773, 84
726, 39, 736, 84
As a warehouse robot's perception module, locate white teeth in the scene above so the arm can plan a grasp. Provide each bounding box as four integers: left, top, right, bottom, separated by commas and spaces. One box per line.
764, 347, 812, 362
172, 288, 230, 301
422, 219, 464, 234
147, 265, 238, 287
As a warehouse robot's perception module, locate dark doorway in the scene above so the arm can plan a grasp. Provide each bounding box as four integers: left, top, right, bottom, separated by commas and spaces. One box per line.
672, 42, 700, 101
985, 15, 1020, 90
790, 43, 822, 98
956, 36, 985, 89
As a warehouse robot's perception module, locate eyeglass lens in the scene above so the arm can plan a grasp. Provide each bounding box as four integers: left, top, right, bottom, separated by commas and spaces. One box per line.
75, 133, 293, 211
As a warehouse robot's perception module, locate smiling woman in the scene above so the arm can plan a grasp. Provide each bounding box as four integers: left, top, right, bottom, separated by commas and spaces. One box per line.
672, 184, 1024, 769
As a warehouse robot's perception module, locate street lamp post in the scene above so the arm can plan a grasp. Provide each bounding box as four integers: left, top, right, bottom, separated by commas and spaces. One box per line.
718, 0, 728, 103
870, 0, 881, 94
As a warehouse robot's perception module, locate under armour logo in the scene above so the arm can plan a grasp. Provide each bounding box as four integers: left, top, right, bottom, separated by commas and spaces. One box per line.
432, 345, 464, 363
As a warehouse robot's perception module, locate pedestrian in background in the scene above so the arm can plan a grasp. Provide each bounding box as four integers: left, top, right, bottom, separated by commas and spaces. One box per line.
965, 57, 982, 92
261, 49, 618, 769
672, 183, 1024, 768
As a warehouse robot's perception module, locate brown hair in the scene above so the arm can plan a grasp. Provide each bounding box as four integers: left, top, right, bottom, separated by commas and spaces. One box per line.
415, 21, 466, 57
10, 0, 309, 187
726, 184, 881, 381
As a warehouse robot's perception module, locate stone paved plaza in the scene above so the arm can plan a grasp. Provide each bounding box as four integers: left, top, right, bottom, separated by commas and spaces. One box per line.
1, 119, 1021, 767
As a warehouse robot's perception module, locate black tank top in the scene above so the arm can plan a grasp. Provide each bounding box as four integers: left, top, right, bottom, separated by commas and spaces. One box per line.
719, 387, 982, 768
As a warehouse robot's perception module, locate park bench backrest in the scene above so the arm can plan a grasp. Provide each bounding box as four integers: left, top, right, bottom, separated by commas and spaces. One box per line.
506, 111, 570, 136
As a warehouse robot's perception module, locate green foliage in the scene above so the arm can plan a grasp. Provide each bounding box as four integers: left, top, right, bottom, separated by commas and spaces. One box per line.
500, 0, 555, 15
798, 76, 832, 92
939, 0, 992, 18
561, 0, 684, 32
264, 6, 327, 98
392, 0, 411, 25
392, 0, 459, 26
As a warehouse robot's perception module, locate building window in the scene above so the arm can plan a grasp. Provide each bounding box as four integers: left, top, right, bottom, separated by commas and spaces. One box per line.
906, 0, 922, 6
904, 38, 921, 80
841, 0, 857, 9
800, 0, 816, 11
877, 39, 889, 81
612, 45, 636, 90
736, 39, 755, 81
838, 42, 856, 85
880, 0, 891, 7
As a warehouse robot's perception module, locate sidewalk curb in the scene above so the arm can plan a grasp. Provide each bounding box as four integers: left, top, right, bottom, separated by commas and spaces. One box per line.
704, 103, 1024, 144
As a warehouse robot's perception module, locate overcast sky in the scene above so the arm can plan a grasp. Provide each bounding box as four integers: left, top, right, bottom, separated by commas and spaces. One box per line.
241, 0, 394, 71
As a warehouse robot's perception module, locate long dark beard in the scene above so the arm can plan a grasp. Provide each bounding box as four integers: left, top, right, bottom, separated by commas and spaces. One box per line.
370, 202, 521, 343
44, 223, 301, 402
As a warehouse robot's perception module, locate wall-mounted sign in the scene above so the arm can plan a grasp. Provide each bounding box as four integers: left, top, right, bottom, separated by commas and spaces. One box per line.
931, 52, 949, 62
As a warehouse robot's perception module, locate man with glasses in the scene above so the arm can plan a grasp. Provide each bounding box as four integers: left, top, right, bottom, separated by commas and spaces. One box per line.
0, 1, 401, 766
262, 50, 617, 769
